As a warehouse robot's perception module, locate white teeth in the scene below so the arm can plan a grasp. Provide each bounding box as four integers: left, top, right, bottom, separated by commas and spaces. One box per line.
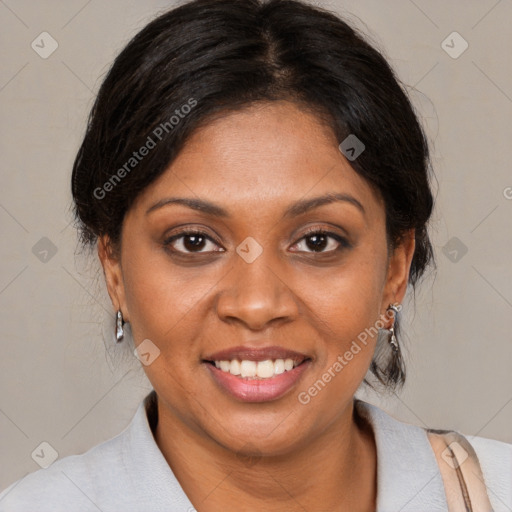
256, 360, 274, 378
240, 360, 257, 378
274, 359, 285, 375
230, 359, 241, 375
213, 357, 302, 379
219, 360, 230, 372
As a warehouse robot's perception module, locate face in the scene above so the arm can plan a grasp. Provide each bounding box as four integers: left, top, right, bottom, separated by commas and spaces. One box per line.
100, 101, 414, 456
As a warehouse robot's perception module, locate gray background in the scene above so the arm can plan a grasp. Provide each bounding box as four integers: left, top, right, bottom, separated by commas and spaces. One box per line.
1, 0, 511, 491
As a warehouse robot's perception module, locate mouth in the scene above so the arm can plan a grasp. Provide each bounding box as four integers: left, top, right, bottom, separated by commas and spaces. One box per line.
204, 357, 306, 379
202, 345, 310, 379
202, 346, 312, 402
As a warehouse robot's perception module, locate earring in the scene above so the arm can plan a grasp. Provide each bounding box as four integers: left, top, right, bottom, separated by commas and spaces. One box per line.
116, 310, 124, 343
386, 303, 401, 352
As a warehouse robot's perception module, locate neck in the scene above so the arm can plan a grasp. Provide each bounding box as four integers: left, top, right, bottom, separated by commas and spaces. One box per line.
154, 397, 376, 512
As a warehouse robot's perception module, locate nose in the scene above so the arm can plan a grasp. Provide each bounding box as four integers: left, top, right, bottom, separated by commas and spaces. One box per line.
215, 249, 299, 331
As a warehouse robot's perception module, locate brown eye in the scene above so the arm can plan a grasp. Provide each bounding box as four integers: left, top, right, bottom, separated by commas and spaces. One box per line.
164, 230, 224, 254
292, 230, 349, 254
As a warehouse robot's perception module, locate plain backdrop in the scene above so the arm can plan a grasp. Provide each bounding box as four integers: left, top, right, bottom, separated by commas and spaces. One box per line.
1, 0, 511, 490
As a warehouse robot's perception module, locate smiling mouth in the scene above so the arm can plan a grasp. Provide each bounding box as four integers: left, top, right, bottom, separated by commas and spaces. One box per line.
203, 357, 310, 380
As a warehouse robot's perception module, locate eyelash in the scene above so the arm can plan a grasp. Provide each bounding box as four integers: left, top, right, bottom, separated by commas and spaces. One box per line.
163, 227, 350, 255
297, 227, 350, 253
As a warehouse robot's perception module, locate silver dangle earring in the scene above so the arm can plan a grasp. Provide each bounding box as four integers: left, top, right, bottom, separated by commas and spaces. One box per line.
116, 310, 124, 343
386, 303, 401, 352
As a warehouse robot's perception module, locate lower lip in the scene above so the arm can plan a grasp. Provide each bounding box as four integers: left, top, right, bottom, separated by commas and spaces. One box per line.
204, 360, 311, 402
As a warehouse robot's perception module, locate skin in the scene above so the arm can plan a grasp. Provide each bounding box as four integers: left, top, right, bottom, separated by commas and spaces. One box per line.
99, 100, 415, 512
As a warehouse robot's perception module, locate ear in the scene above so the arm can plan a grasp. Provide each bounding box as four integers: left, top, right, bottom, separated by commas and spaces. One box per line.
381, 229, 416, 320
98, 236, 129, 320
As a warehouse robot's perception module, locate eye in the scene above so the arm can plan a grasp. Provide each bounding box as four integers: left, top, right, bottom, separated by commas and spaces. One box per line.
164, 227, 349, 255
164, 229, 224, 254
291, 228, 350, 254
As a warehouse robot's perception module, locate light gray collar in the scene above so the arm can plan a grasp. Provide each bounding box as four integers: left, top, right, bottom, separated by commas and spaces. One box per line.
124, 392, 449, 511
355, 399, 448, 511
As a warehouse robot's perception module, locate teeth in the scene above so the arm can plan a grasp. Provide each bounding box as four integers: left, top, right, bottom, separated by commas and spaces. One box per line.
256, 360, 274, 378
274, 359, 285, 375
230, 359, 241, 375
213, 358, 302, 379
240, 360, 257, 378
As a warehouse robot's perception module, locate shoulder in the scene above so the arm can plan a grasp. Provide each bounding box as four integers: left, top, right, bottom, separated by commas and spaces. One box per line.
0, 392, 192, 512
469, 434, 512, 507
0, 429, 128, 512
355, 399, 512, 511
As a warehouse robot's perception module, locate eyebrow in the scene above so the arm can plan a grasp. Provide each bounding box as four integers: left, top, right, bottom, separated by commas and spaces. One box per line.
146, 192, 365, 218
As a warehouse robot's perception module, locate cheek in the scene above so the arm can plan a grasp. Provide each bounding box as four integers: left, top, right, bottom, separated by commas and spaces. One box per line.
297, 243, 387, 379
296, 276, 383, 415
120, 245, 218, 350
307, 248, 386, 329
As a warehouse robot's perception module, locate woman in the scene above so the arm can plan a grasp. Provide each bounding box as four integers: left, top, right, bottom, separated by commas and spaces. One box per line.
1, 0, 510, 510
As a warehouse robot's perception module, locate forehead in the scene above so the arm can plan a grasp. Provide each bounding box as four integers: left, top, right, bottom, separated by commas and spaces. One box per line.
133, 101, 383, 220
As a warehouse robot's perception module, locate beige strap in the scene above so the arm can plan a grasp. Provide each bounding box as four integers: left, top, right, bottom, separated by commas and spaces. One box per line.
427, 429, 494, 512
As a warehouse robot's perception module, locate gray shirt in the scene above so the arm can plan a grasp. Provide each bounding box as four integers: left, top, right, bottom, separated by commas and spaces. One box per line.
1, 390, 510, 511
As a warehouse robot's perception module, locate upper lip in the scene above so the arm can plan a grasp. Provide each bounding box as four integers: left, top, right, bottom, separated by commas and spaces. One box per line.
203, 345, 310, 364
